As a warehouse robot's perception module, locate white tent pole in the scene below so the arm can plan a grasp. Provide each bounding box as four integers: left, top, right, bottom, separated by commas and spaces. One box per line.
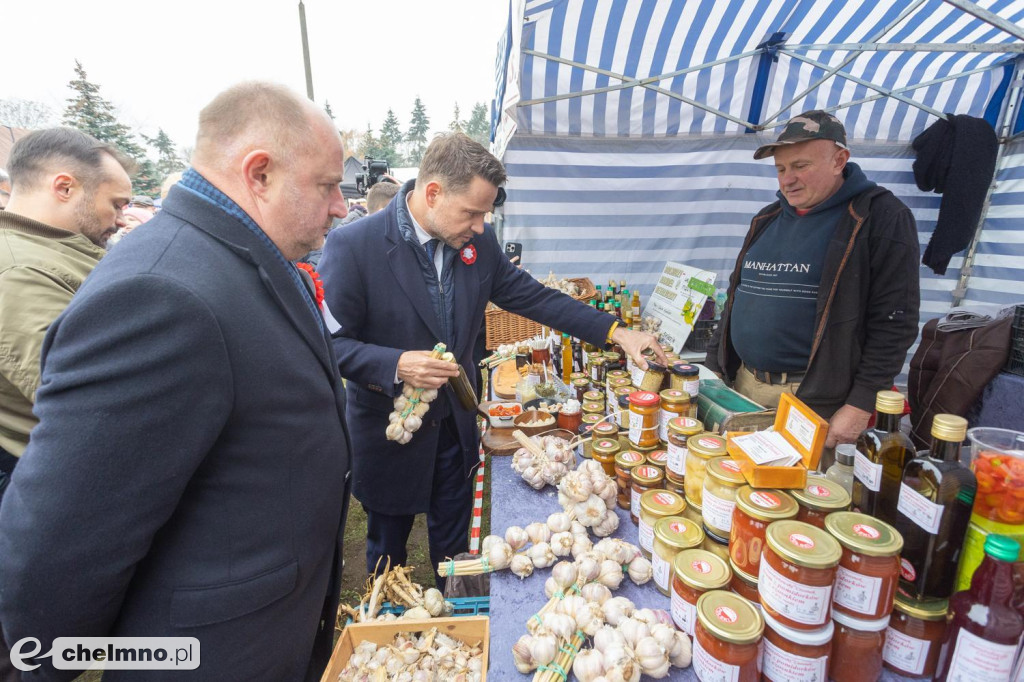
787, 42, 1024, 53
942, 0, 1024, 42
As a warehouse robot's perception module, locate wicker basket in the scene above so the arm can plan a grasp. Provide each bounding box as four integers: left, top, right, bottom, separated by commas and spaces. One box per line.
485, 277, 597, 349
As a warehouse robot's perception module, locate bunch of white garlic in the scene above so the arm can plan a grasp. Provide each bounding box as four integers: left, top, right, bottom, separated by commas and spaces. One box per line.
556, 461, 619, 535
385, 345, 455, 444
580, 597, 692, 681
511, 435, 575, 489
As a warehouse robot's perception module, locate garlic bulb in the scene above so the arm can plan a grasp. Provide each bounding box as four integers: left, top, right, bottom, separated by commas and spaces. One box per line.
601, 645, 640, 682
575, 554, 602, 582
627, 556, 653, 585
403, 414, 423, 432
412, 401, 430, 417
541, 612, 575, 640
504, 526, 529, 552
573, 649, 606, 682
593, 625, 625, 653
396, 430, 413, 445
573, 494, 608, 527
486, 540, 514, 571
394, 396, 408, 411
481, 534, 503, 554
385, 423, 405, 440
617, 618, 650, 648
591, 510, 620, 537
525, 522, 551, 545
581, 582, 612, 605
420, 389, 438, 402
574, 601, 606, 636
544, 577, 558, 599
668, 631, 692, 668
551, 560, 578, 589
526, 542, 556, 569
632, 608, 659, 625
521, 465, 546, 490
422, 588, 444, 617
578, 460, 605, 477
529, 631, 558, 666
600, 596, 635, 627
598, 559, 625, 589
634, 637, 670, 678
402, 606, 431, 619
510, 554, 534, 579
512, 635, 536, 673
558, 594, 586, 618
547, 512, 572, 533
550, 531, 574, 557
571, 533, 594, 558
571, 520, 587, 535
649, 623, 676, 652
558, 471, 594, 503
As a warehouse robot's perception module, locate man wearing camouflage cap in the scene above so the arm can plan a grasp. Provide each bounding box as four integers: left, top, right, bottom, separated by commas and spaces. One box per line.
707, 110, 920, 451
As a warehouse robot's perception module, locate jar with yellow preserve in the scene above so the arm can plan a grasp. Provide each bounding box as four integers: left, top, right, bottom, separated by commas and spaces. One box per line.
791, 474, 851, 529
607, 376, 632, 399
685, 433, 727, 505
578, 417, 601, 459
671, 549, 732, 636
666, 416, 703, 481
630, 465, 664, 525
703, 525, 731, 563
639, 489, 686, 558
631, 359, 667, 393
614, 451, 645, 510
590, 438, 620, 478
701, 457, 747, 537
683, 497, 703, 526
628, 391, 661, 449
658, 389, 690, 442
652, 517, 705, 596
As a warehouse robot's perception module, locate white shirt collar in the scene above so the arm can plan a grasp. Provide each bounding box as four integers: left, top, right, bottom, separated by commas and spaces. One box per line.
406, 192, 433, 246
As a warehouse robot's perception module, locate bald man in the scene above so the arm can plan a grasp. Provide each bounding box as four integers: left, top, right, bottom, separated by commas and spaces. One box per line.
0, 83, 352, 681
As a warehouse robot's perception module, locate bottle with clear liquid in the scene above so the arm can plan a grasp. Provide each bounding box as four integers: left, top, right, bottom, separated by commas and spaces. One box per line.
895, 414, 977, 600
852, 390, 915, 524
825, 444, 855, 496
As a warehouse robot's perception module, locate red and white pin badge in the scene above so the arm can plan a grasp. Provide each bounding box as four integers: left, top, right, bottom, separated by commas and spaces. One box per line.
460, 244, 477, 265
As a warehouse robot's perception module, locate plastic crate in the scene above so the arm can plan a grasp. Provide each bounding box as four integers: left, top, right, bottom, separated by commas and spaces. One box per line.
344, 596, 490, 625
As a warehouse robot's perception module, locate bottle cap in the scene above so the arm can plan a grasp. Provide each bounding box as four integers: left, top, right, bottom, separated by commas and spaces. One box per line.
984, 535, 1021, 563
875, 390, 905, 415
835, 444, 855, 466
931, 414, 968, 442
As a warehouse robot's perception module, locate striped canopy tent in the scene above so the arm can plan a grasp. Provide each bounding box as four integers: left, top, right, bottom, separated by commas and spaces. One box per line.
491, 0, 1024, 346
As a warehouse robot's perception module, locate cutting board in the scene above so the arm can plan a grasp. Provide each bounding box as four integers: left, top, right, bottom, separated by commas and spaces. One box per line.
492, 359, 521, 400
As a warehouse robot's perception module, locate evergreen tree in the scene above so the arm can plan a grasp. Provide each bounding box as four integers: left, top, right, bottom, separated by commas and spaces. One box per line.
142, 128, 186, 178
379, 109, 404, 166
465, 102, 490, 147
405, 96, 430, 166
448, 103, 463, 133
359, 124, 384, 161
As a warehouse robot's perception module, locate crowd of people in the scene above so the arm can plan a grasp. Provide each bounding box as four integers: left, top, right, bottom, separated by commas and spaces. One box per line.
0, 81, 917, 680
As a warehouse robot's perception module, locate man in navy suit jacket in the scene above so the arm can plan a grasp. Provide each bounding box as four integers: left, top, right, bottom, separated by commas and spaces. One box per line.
0, 83, 351, 680
319, 133, 664, 587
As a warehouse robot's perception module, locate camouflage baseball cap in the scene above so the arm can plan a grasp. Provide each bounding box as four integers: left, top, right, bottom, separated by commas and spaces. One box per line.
753, 110, 848, 160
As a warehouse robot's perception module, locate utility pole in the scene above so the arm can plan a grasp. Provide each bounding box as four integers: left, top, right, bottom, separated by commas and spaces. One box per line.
298, 1, 314, 101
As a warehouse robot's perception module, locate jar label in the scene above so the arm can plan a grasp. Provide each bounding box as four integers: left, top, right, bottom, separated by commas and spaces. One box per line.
897, 482, 944, 535
853, 523, 880, 540
628, 411, 645, 444
701, 485, 736, 535
883, 626, 931, 676
670, 588, 698, 636
692, 559, 712, 574
653, 550, 671, 592
683, 378, 699, 398
638, 518, 655, 553
806, 484, 830, 498
788, 533, 815, 549
762, 637, 828, 682
946, 627, 1017, 682
653, 492, 675, 506
698, 437, 721, 449
667, 441, 686, 476
659, 409, 673, 442
900, 557, 916, 581
854, 449, 883, 492
721, 460, 741, 473
833, 565, 883, 616
758, 555, 832, 626
693, 627, 741, 682
715, 606, 737, 623
750, 491, 781, 508
630, 365, 645, 387
631, 487, 641, 519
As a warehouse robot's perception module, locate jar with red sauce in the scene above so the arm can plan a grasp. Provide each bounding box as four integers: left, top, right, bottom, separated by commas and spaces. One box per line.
671, 549, 732, 635
883, 594, 948, 678
729, 486, 798, 576
824, 511, 903, 620
759, 520, 841, 630
761, 608, 834, 682
693, 590, 764, 682
830, 609, 890, 682
791, 475, 851, 529
729, 560, 761, 612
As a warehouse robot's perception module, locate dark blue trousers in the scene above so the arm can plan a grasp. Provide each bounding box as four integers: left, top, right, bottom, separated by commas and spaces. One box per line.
365, 418, 474, 591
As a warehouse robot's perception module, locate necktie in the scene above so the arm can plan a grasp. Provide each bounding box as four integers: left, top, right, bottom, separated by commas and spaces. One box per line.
425, 238, 439, 262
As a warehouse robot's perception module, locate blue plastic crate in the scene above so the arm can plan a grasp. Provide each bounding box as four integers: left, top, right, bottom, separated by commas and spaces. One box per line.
344, 596, 489, 625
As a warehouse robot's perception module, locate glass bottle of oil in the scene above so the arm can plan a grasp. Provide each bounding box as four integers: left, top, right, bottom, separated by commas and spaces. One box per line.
852, 390, 915, 524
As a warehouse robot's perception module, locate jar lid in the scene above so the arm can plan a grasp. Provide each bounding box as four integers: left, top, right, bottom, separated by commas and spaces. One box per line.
572, 378, 591, 388
706, 457, 746, 486
631, 465, 664, 485
893, 594, 949, 621
583, 390, 604, 402
673, 549, 732, 590
762, 609, 834, 645
672, 363, 700, 377
592, 439, 621, 455
688, 434, 727, 458
875, 390, 906, 415
607, 370, 629, 380
985, 534, 1022, 562
791, 475, 852, 511
668, 417, 703, 437
634, 442, 659, 454
582, 401, 605, 412
696, 591, 764, 645
824, 512, 903, 557
618, 394, 631, 407
615, 450, 645, 468
578, 423, 595, 437
735, 487, 799, 521
932, 414, 967, 442
728, 559, 758, 586
831, 609, 890, 632
703, 525, 729, 545
644, 362, 667, 373
659, 389, 690, 405
615, 386, 634, 398
641, 489, 685, 517
654, 516, 705, 550
647, 450, 668, 467
605, 352, 621, 362
610, 377, 633, 388
570, 372, 588, 381
593, 422, 618, 437
660, 343, 674, 352
765, 520, 842, 568
582, 414, 603, 425
629, 391, 661, 407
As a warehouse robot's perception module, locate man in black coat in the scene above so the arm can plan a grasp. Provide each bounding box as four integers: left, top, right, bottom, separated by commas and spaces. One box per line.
0, 82, 351, 680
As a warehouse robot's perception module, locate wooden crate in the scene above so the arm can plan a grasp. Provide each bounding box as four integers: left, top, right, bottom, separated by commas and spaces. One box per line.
484, 277, 597, 349
321, 616, 489, 682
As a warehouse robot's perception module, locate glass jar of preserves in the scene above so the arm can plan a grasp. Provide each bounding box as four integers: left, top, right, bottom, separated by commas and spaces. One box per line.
607, 376, 632, 401
682, 497, 703, 526
578, 419, 599, 459
666, 416, 702, 480
653, 516, 705, 596
824, 512, 903, 620
665, 476, 685, 498
582, 389, 604, 404
703, 525, 731, 563
671, 363, 701, 415
685, 434, 728, 505
591, 421, 617, 440
630, 465, 664, 525
581, 400, 605, 417
570, 371, 588, 382
658, 389, 690, 442
883, 594, 948, 678
761, 609, 833, 682
646, 449, 668, 472
614, 450, 645, 510
588, 355, 607, 386
759, 520, 842, 630
615, 391, 632, 431
830, 609, 890, 682
693, 590, 764, 682
639, 489, 686, 558
603, 351, 622, 371
702, 457, 747, 537
590, 438, 620, 478
605, 369, 628, 394
729, 560, 761, 612
671, 549, 732, 635
572, 377, 591, 402
631, 360, 667, 393
628, 391, 661, 449
792, 475, 852, 529
729, 486, 798, 576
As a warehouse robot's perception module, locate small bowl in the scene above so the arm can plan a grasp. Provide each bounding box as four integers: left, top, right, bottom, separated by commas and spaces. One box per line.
487, 402, 522, 428
513, 410, 558, 438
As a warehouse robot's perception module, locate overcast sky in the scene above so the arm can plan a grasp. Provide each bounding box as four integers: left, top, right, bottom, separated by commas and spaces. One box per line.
2, 0, 511, 158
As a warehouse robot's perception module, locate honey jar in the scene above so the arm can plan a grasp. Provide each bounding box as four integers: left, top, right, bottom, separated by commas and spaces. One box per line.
685, 433, 727, 505
666, 416, 702, 482
701, 457, 746, 538
652, 517, 705, 596
658, 389, 690, 442
590, 438, 620, 478
638, 489, 686, 558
